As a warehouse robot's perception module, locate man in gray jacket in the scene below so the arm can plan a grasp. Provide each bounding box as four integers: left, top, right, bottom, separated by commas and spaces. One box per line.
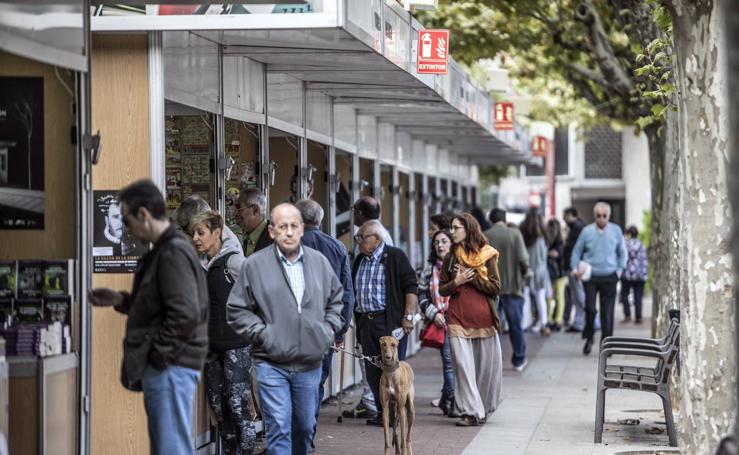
227, 203, 344, 455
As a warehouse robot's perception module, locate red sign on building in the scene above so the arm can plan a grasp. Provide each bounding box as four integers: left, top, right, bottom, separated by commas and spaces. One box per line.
417, 29, 449, 74
532, 136, 549, 158
494, 102, 514, 130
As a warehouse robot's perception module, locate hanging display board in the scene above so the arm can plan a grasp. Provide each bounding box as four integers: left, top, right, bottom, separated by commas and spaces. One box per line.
0, 76, 45, 229
92, 190, 149, 273
494, 101, 514, 130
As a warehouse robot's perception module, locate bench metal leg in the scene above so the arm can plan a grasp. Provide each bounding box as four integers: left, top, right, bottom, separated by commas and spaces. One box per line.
594, 387, 606, 443
660, 392, 677, 446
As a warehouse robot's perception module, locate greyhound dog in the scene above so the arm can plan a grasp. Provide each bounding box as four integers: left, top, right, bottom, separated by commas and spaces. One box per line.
378, 335, 415, 455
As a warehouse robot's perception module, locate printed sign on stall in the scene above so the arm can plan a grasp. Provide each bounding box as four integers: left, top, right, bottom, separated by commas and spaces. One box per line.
532, 136, 549, 158
494, 102, 514, 130
417, 29, 449, 74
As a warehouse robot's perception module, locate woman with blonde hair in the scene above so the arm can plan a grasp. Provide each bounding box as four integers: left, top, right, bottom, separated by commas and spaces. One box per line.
189, 210, 255, 454
439, 213, 503, 427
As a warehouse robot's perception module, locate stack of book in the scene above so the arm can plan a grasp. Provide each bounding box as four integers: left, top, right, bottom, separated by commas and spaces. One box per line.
0, 322, 70, 357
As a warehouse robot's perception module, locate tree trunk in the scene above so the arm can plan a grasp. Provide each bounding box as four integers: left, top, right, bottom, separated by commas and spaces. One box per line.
646, 116, 680, 340
724, 0, 739, 444
667, 1, 736, 452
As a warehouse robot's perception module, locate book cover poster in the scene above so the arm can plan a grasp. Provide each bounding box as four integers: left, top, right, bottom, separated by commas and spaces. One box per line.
43, 261, 68, 297
0, 298, 13, 324
0, 76, 45, 229
93, 190, 149, 273
15, 298, 43, 322
0, 260, 15, 298
17, 260, 44, 298
44, 295, 71, 325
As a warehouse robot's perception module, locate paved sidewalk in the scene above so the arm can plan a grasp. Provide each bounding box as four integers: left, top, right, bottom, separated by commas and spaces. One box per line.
314, 305, 678, 454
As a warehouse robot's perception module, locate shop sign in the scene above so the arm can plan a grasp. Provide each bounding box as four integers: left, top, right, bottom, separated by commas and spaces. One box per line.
417, 29, 449, 74
532, 135, 549, 158
494, 102, 514, 130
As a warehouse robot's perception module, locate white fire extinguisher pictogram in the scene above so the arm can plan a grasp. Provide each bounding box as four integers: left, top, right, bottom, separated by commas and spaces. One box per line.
421, 33, 432, 58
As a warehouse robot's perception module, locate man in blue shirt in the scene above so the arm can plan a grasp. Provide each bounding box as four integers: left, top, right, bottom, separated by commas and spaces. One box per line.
295, 199, 355, 444
570, 202, 627, 355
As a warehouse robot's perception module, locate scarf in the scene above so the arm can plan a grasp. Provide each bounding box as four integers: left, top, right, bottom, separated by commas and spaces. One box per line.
455, 244, 498, 281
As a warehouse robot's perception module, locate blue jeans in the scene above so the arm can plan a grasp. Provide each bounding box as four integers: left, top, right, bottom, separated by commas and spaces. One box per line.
500, 294, 527, 366
440, 333, 455, 401
142, 364, 200, 455
255, 362, 322, 455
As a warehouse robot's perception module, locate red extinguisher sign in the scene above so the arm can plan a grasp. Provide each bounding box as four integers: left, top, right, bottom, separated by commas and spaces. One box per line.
417, 29, 449, 74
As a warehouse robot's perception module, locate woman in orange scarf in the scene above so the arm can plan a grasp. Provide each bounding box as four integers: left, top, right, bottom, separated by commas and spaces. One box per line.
439, 213, 503, 427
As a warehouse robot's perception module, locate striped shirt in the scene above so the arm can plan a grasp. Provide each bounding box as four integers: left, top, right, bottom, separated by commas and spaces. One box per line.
355, 242, 387, 313
278, 246, 306, 312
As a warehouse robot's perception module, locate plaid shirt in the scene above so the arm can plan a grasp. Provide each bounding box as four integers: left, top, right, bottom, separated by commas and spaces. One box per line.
278, 246, 306, 312
355, 243, 387, 313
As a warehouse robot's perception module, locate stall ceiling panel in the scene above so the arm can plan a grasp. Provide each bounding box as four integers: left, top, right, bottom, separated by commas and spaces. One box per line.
357, 114, 377, 157
334, 103, 356, 148
424, 144, 438, 175
396, 131, 411, 167
378, 122, 395, 162
345, 0, 383, 51
223, 55, 265, 118
267, 72, 303, 128
383, 2, 410, 71
164, 31, 220, 113
411, 139, 425, 171
0, 2, 86, 71
307, 89, 331, 137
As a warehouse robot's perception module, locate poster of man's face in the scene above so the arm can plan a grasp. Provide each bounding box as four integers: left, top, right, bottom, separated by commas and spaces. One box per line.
0, 76, 45, 229
93, 190, 149, 273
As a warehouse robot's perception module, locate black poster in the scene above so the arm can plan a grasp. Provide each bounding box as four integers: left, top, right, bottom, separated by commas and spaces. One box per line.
92, 190, 149, 273
0, 76, 45, 229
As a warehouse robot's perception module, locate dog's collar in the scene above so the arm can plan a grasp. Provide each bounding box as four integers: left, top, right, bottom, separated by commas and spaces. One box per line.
380, 360, 400, 372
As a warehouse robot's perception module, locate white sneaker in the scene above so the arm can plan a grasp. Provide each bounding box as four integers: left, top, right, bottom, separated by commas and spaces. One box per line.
431, 397, 441, 407
513, 359, 528, 372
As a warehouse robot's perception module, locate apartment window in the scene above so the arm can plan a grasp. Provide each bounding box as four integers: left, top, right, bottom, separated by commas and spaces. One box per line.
585, 126, 622, 179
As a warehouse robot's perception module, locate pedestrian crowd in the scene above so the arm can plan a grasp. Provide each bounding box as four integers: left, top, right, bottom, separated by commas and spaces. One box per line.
88, 179, 646, 454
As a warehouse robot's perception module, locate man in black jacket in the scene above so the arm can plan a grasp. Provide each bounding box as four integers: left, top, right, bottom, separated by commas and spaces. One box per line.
352, 219, 417, 427
563, 207, 586, 332
89, 180, 208, 455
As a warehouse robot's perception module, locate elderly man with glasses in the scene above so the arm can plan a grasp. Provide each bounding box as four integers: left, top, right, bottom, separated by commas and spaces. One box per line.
570, 202, 627, 355
351, 219, 418, 427
235, 187, 273, 257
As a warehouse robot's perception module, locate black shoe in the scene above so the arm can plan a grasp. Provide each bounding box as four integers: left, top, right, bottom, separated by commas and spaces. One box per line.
566, 326, 582, 333
343, 402, 377, 419
455, 415, 479, 427
366, 416, 383, 427
583, 339, 593, 355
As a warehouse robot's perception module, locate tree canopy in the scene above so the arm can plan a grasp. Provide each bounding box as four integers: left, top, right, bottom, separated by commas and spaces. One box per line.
418, 0, 674, 132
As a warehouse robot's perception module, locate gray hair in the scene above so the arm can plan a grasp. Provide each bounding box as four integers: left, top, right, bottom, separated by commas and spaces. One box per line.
174, 195, 211, 230
239, 187, 267, 217
361, 219, 384, 236
593, 201, 611, 217
295, 199, 324, 227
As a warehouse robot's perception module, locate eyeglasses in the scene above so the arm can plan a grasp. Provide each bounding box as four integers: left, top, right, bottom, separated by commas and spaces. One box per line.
354, 233, 378, 243
449, 224, 464, 232
595, 213, 608, 219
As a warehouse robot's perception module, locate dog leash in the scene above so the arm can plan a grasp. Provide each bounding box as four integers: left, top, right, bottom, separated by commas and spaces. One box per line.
330, 346, 382, 369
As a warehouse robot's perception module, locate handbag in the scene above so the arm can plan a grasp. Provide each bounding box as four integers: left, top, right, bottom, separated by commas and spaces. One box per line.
420, 316, 446, 349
